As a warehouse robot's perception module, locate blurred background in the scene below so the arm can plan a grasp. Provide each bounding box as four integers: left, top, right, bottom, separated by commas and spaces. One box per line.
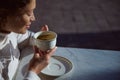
30, 0, 120, 51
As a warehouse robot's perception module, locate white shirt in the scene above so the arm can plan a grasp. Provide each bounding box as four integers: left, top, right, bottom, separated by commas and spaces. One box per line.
0, 30, 40, 80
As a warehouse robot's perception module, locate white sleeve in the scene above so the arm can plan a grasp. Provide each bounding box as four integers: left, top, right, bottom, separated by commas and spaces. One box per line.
24, 71, 41, 80
17, 30, 35, 50
17, 30, 34, 43
0, 61, 4, 80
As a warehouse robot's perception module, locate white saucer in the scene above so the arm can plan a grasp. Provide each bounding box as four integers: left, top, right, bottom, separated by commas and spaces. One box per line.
41, 56, 73, 76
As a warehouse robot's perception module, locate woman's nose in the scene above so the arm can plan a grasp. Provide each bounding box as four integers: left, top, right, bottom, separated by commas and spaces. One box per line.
30, 13, 35, 21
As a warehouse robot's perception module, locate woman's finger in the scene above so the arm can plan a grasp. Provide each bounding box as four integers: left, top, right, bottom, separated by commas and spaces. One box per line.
47, 47, 57, 56
40, 24, 49, 31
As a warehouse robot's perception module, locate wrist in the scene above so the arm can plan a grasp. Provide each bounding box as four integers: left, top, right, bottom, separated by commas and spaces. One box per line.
28, 67, 41, 74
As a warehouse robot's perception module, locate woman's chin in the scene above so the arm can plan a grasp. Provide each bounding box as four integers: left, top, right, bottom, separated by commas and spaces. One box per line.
20, 30, 27, 34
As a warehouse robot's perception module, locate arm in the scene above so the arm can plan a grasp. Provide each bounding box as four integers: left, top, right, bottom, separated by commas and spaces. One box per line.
24, 47, 57, 80
17, 30, 34, 51
24, 71, 41, 80
21, 25, 56, 80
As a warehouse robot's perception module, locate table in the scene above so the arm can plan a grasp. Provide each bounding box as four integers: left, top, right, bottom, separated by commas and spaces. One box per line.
15, 47, 120, 80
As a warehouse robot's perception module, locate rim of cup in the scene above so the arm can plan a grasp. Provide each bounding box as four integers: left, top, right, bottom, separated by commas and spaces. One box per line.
34, 31, 57, 41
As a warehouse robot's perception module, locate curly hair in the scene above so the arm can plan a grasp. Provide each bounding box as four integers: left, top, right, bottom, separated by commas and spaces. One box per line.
0, 0, 31, 27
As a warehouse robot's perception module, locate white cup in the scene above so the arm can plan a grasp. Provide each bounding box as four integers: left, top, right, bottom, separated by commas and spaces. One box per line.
33, 31, 57, 51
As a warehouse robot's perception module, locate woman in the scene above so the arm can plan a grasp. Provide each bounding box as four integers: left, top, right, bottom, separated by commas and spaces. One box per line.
0, 0, 57, 80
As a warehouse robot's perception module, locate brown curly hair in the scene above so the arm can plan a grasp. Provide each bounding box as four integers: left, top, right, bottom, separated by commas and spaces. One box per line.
0, 0, 31, 27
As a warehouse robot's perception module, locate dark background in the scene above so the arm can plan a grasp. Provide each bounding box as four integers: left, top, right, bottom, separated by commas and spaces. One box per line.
30, 0, 120, 51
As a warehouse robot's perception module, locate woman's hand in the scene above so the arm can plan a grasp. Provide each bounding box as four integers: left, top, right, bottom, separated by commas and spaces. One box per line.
28, 25, 57, 74
28, 46, 57, 74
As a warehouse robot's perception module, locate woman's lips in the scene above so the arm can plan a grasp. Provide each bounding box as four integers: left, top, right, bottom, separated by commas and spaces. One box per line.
25, 23, 31, 29
26, 25, 30, 28
25, 25, 30, 29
